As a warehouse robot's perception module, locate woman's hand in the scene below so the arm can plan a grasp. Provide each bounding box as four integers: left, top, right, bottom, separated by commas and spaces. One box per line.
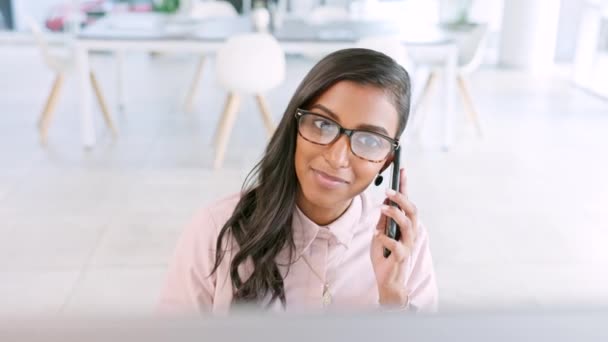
370, 168, 419, 307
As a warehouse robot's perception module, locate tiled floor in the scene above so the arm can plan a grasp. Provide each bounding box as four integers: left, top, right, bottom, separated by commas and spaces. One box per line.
0, 45, 607, 317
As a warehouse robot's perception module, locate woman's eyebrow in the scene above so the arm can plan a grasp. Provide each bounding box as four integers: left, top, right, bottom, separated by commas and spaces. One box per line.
309, 104, 340, 121
309, 104, 390, 136
358, 123, 390, 136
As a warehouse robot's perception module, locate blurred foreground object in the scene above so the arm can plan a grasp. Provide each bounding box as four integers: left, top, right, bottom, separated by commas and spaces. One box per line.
2, 309, 608, 342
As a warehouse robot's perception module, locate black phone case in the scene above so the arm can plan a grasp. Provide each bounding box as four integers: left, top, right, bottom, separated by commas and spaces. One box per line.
384, 146, 401, 258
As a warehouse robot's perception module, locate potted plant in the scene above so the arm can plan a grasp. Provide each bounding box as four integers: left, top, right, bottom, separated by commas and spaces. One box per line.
438, 0, 473, 26
153, 0, 180, 13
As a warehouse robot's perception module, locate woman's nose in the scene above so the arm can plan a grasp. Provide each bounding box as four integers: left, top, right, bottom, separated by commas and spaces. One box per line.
323, 134, 351, 169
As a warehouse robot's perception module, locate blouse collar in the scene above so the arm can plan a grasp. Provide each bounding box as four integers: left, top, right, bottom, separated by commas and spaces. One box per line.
291, 193, 366, 257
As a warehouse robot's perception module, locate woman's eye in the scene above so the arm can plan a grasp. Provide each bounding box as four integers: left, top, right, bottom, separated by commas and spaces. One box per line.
313, 119, 334, 131
356, 134, 381, 148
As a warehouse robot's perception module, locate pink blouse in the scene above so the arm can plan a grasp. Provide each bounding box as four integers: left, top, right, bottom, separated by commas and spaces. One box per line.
158, 191, 438, 315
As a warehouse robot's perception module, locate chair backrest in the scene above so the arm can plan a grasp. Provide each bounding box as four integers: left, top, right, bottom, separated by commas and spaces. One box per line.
308, 5, 350, 24
216, 33, 285, 93
457, 23, 489, 74
190, 1, 238, 19
24, 16, 61, 71
356, 36, 414, 72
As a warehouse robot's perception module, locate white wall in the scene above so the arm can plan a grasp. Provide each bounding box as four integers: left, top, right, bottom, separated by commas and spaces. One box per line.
467, 0, 504, 63
499, 0, 562, 70
476, 0, 593, 64
469, 0, 503, 31
555, 0, 586, 62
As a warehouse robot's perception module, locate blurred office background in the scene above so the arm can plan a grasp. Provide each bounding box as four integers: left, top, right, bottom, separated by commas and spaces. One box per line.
0, 0, 607, 316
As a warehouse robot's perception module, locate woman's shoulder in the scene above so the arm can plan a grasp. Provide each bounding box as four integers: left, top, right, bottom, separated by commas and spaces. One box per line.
201, 192, 242, 221
183, 192, 243, 242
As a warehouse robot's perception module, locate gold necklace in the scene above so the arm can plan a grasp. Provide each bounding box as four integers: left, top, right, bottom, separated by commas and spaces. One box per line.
301, 255, 332, 307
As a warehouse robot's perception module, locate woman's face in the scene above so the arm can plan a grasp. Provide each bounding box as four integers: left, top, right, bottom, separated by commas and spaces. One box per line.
295, 80, 400, 210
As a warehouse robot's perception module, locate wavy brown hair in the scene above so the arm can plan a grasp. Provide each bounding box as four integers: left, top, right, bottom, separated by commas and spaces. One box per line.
211, 48, 412, 308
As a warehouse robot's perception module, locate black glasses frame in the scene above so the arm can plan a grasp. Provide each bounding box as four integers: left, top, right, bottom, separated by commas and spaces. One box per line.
295, 108, 400, 163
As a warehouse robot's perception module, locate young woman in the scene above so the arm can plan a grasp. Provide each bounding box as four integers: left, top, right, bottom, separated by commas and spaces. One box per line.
159, 48, 438, 314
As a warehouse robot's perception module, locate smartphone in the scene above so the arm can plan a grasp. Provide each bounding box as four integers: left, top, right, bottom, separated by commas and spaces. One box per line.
384, 146, 401, 258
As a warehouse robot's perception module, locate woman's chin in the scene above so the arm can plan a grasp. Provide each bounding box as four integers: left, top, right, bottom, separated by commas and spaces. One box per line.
300, 187, 348, 209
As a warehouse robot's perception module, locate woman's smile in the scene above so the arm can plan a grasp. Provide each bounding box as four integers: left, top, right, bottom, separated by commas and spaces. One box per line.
311, 167, 350, 189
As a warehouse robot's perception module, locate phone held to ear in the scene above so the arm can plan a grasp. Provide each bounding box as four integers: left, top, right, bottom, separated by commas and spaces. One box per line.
384, 146, 401, 258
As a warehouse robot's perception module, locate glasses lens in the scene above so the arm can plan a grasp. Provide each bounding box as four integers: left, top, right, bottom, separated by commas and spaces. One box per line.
351, 131, 392, 161
298, 113, 340, 144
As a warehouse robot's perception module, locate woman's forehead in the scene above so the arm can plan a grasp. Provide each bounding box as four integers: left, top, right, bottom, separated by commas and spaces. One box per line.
310, 81, 399, 137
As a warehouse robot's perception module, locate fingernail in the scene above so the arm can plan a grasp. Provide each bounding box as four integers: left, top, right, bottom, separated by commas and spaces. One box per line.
386, 189, 396, 196
381, 205, 390, 211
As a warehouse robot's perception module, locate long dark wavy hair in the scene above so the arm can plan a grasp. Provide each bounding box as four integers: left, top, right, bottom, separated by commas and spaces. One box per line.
211, 48, 412, 308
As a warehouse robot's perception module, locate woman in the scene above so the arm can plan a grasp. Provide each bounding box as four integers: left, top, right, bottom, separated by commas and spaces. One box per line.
159, 48, 438, 314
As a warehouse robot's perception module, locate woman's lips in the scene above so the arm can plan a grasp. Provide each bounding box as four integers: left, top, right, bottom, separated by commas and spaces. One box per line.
311, 168, 349, 189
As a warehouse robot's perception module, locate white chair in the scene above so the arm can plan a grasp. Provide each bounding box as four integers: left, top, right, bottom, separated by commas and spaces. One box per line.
26, 17, 117, 144
414, 23, 488, 137
213, 33, 285, 169
190, 0, 239, 18
183, 0, 239, 112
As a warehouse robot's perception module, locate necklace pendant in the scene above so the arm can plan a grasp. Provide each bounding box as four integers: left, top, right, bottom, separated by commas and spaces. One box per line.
322, 283, 332, 307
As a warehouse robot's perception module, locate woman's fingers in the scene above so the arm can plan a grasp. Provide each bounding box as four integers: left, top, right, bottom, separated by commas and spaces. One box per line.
385, 188, 417, 222
385, 168, 419, 243
381, 204, 411, 231
376, 233, 407, 262
399, 168, 408, 197
375, 168, 418, 260
380, 204, 415, 249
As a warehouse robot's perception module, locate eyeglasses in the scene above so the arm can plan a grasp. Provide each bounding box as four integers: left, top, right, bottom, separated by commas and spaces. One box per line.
295, 108, 399, 163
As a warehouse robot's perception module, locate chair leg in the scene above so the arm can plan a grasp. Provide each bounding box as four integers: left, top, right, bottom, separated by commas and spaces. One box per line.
89, 71, 118, 138
183, 56, 206, 113
39, 73, 65, 144
410, 71, 437, 134
255, 94, 275, 138
212, 95, 229, 147
116, 50, 125, 113
213, 93, 241, 169
457, 75, 483, 137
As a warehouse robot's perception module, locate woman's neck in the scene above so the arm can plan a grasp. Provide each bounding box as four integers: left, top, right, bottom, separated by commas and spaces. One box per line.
295, 191, 353, 226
